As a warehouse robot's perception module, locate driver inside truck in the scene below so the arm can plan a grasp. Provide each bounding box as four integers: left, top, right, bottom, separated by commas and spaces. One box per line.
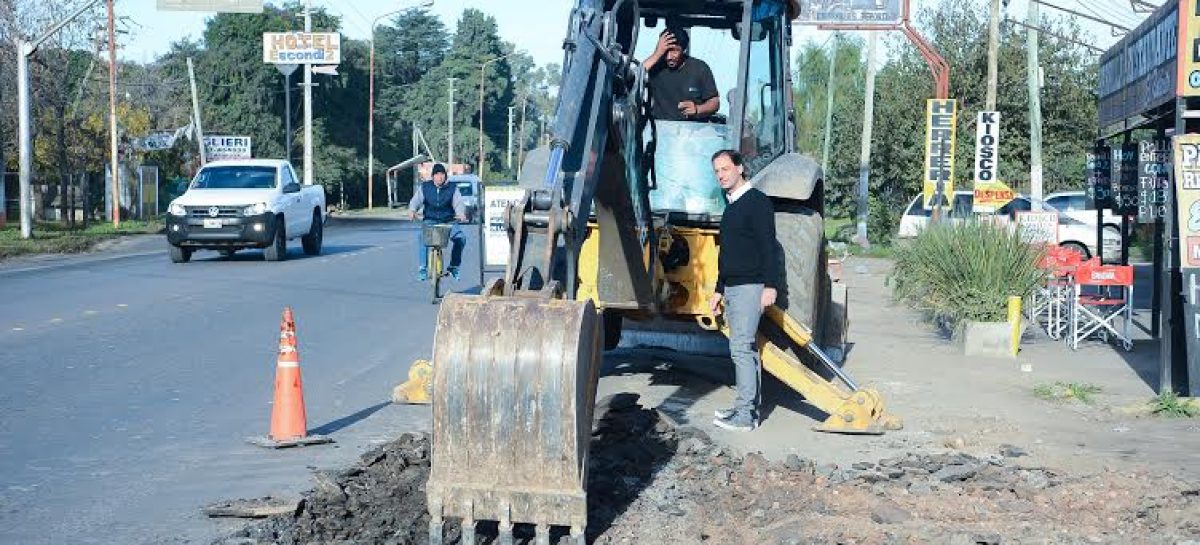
641, 26, 720, 122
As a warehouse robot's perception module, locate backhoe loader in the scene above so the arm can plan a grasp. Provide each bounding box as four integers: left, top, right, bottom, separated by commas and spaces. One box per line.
411, 1, 901, 542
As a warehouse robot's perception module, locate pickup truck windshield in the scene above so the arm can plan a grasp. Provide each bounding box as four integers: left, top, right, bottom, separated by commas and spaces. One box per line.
191, 166, 278, 189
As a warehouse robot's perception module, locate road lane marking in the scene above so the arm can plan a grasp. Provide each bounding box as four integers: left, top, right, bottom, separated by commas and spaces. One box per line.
12, 327, 24, 331
117, 304, 128, 308
49, 318, 63, 324
83, 310, 98, 316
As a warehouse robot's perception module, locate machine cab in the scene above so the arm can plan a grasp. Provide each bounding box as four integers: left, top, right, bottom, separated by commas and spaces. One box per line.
633, 0, 798, 215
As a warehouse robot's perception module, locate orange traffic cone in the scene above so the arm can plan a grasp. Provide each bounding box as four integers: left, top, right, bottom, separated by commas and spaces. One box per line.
248, 307, 332, 449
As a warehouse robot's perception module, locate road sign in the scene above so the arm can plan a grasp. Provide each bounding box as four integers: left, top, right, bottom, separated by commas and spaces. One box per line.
973, 111, 1000, 184
973, 180, 1015, 214
275, 63, 299, 77
203, 135, 252, 161
1138, 138, 1169, 223
483, 186, 525, 269
310, 65, 339, 76
157, 0, 262, 12
1016, 211, 1058, 245
262, 32, 340, 65
922, 99, 957, 210
794, 0, 903, 26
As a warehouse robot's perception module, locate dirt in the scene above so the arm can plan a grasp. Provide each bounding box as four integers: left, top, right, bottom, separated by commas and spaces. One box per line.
216, 396, 1200, 545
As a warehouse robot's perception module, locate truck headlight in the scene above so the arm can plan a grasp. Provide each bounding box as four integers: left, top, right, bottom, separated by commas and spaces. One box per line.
243, 202, 268, 216
169, 203, 187, 216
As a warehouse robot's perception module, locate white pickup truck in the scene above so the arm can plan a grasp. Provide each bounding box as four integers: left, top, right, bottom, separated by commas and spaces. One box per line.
165, 159, 326, 263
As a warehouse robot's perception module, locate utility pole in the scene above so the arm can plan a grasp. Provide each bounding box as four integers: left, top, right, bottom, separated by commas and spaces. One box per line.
986, 0, 1000, 110
821, 33, 838, 175
17, 40, 33, 238
507, 105, 515, 171
187, 58, 206, 164
107, 0, 119, 227
448, 77, 456, 167
302, 0, 314, 186
856, 32, 877, 247
517, 92, 529, 178
1027, 1, 1043, 209
277, 65, 296, 163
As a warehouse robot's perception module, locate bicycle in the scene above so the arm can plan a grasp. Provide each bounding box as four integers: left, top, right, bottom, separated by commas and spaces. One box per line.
422, 222, 455, 304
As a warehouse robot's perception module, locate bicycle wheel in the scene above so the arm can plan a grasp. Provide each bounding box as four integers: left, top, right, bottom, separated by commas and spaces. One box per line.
430, 247, 443, 304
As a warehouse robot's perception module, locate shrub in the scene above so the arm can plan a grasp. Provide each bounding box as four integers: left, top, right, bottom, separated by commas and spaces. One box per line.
890, 220, 1045, 326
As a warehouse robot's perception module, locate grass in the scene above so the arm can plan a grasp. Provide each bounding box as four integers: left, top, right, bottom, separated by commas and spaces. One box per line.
1150, 391, 1200, 418
1033, 382, 1103, 404
0, 220, 162, 260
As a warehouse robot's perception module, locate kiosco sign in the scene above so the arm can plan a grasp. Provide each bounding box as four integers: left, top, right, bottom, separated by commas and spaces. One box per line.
262, 32, 341, 64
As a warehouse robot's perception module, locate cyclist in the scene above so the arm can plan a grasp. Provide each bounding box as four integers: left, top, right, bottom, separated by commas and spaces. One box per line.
409, 163, 467, 281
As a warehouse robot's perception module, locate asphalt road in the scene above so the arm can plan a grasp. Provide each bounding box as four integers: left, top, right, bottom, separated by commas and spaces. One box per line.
0, 218, 485, 544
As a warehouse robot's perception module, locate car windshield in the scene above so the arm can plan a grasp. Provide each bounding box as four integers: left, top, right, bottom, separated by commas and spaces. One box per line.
453, 182, 474, 196
191, 166, 277, 189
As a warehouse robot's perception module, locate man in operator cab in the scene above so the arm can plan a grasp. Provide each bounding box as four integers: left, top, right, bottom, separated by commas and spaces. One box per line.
642, 26, 720, 122
409, 163, 467, 281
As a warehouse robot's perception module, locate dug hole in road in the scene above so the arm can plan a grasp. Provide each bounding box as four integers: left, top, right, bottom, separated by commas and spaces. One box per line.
218, 257, 1200, 545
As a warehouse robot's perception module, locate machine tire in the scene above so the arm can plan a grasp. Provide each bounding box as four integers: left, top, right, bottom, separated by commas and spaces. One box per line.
169, 245, 192, 264
302, 210, 323, 255
264, 217, 287, 262
773, 204, 829, 346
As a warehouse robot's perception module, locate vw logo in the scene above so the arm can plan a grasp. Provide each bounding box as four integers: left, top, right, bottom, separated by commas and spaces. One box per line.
208, 206, 221, 218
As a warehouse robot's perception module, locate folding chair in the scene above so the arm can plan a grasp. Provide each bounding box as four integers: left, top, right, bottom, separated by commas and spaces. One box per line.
1068, 260, 1134, 351
1028, 246, 1081, 340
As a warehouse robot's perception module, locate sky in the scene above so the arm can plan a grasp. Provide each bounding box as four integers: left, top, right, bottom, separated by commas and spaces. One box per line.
114, 0, 1152, 66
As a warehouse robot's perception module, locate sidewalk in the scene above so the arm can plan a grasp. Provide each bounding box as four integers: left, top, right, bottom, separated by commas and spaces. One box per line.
597, 256, 1200, 481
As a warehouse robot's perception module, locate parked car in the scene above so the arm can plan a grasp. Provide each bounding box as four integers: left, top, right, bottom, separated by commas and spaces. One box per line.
1045, 190, 1122, 229
897, 191, 1121, 261
165, 159, 326, 263
448, 175, 482, 223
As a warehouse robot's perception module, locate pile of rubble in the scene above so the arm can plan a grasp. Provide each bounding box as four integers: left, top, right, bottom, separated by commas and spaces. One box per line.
217, 397, 1200, 545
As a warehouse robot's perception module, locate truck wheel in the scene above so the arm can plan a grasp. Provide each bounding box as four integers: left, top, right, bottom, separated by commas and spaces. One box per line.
264, 217, 287, 262
773, 203, 829, 348
169, 245, 192, 264
302, 210, 323, 256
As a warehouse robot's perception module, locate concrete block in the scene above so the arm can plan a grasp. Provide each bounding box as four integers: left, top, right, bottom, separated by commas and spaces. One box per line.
957, 320, 1017, 359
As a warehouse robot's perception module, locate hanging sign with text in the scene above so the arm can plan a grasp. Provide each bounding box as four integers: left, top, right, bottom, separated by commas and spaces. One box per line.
1138, 138, 1169, 222
1087, 143, 1114, 209
923, 99, 957, 210
1117, 141, 1140, 215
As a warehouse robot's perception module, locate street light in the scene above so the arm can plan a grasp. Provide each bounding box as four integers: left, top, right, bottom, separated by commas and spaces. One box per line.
478, 52, 516, 181
368, 0, 434, 210
16, 0, 106, 238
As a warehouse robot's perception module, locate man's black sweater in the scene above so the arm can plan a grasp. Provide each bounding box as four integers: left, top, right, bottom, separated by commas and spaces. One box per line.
716, 186, 780, 293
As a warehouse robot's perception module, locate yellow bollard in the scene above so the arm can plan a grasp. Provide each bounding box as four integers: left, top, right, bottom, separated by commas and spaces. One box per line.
1008, 295, 1022, 357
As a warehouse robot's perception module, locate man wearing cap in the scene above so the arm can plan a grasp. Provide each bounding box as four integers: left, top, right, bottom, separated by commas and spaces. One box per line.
409, 163, 467, 281
642, 26, 720, 122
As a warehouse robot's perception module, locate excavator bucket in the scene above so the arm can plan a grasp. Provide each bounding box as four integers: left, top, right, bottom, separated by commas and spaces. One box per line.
425, 291, 601, 545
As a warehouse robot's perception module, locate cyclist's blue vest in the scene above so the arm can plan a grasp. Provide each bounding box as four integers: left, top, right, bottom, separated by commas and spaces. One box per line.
421, 181, 456, 223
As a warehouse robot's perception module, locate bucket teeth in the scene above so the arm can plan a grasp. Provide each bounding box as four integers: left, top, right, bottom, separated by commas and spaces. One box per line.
498, 521, 514, 545
428, 519, 443, 545
460, 519, 476, 545
534, 525, 551, 545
